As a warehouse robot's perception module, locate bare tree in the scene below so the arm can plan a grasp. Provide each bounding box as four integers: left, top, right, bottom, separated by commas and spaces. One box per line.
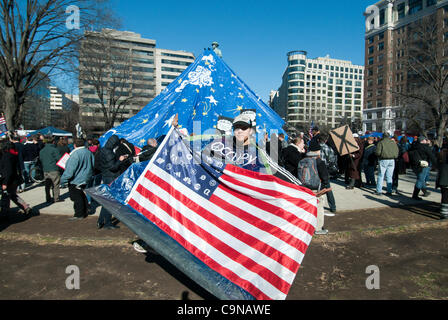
392, 16, 448, 147
0, 0, 117, 130
79, 29, 149, 131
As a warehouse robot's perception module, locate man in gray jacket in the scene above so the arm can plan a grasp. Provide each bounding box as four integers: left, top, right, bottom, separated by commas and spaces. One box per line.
60, 139, 94, 220
375, 132, 399, 196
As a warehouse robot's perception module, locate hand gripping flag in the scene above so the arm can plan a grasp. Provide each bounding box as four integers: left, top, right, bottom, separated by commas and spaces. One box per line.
122, 127, 318, 300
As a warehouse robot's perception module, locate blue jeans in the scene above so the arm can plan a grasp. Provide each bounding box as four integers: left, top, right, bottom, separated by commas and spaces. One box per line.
425, 165, 432, 183
414, 166, 430, 190
85, 174, 102, 204
376, 159, 395, 193
23, 161, 33, 185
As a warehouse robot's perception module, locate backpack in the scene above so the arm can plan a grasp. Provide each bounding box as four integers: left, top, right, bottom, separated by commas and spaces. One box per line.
297, 157, 321, 190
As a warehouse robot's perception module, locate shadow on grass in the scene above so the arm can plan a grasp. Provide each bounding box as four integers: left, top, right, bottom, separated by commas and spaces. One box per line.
142, 249, 219, 301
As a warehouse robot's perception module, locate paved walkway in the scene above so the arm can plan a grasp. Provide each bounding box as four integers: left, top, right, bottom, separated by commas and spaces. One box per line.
11, 169, 441, 216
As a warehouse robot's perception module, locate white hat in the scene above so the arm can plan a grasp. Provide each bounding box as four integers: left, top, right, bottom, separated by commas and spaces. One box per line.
233, 114, 254, 128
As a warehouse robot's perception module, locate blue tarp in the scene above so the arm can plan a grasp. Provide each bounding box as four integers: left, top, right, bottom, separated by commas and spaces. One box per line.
361, 132, 414, 143
27, 126, 72, 137
99, 49, 286, 148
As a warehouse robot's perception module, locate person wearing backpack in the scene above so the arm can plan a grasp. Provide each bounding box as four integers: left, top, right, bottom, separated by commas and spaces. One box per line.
297, 141, 330, 235
409, 136, 437, 200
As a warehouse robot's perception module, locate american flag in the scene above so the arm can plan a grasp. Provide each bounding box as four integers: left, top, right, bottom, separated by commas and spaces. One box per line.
309, 121, 314, 139
125, 128, 317, 300
0, 115, 7, 133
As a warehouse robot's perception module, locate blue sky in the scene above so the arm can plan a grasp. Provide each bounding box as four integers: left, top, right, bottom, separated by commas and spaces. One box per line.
103, 0, 373, 101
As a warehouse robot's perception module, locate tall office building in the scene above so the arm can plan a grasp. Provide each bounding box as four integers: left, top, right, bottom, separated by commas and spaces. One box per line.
79, 29, 195, 134
50, 86, 79, 129
272, 50, 364, 130
363, 0, 447, 133
21, 74, 51, 130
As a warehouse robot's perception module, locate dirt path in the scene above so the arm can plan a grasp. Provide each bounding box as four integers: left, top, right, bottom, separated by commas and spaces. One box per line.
0, 202, 447, 300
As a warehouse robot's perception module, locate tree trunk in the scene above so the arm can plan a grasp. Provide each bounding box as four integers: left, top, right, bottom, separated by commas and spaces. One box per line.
4, 86, 22, 131
437, 116, 447, 148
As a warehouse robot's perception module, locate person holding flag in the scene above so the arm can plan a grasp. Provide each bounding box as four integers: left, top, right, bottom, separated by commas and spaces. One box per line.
308, 121, 314, 140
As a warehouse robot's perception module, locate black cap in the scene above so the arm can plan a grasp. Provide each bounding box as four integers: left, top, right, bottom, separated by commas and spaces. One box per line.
312, 126, 319, 131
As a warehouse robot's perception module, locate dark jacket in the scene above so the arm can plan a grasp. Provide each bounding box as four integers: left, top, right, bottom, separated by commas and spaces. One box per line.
115, 139, 135, 175
437, 149, 448, 188
0, 150, 24, 186
39, 143, 61, 172
57, 145, 71, 157
138, 145, 158, 163
282, 144, 305, 177
409, 142, 437, 171
22, 142, 41, 162
346, 137, 364, 180
362, 143, 377, 167
98, 135, 124, 180
13, 142, 25, 171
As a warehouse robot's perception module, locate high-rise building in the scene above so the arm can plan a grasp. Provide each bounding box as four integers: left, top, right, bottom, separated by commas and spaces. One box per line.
50, 86, 79, 129
272, 50, 364, 131
363, 0, 447, 133
21, 74, 51, 130
79, 29, 195, 134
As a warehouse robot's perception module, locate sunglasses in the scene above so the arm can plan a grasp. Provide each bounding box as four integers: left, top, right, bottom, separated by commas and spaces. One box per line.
234, 124, 251, 131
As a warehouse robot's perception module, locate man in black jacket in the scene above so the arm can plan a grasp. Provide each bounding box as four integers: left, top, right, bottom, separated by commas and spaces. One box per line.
22, 136, 41, 188
409, 136, 437, 200
96, 135, 128, 230
135, 138, 158, 163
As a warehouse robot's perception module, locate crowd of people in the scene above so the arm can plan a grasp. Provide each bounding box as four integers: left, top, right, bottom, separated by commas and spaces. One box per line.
0, 131, 162, 230
0, 120, 447, 237
277, 126, 448, 225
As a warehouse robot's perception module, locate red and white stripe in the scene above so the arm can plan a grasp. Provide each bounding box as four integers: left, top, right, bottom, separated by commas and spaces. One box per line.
0, 116, 6, 125
126, 163, 317, 300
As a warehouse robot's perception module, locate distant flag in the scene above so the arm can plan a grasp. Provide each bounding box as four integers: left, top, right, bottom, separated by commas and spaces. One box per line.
309, 121, 314, 139
125, 127, 318, 300
75, 123, 83, 138
0, 114, 8, 133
